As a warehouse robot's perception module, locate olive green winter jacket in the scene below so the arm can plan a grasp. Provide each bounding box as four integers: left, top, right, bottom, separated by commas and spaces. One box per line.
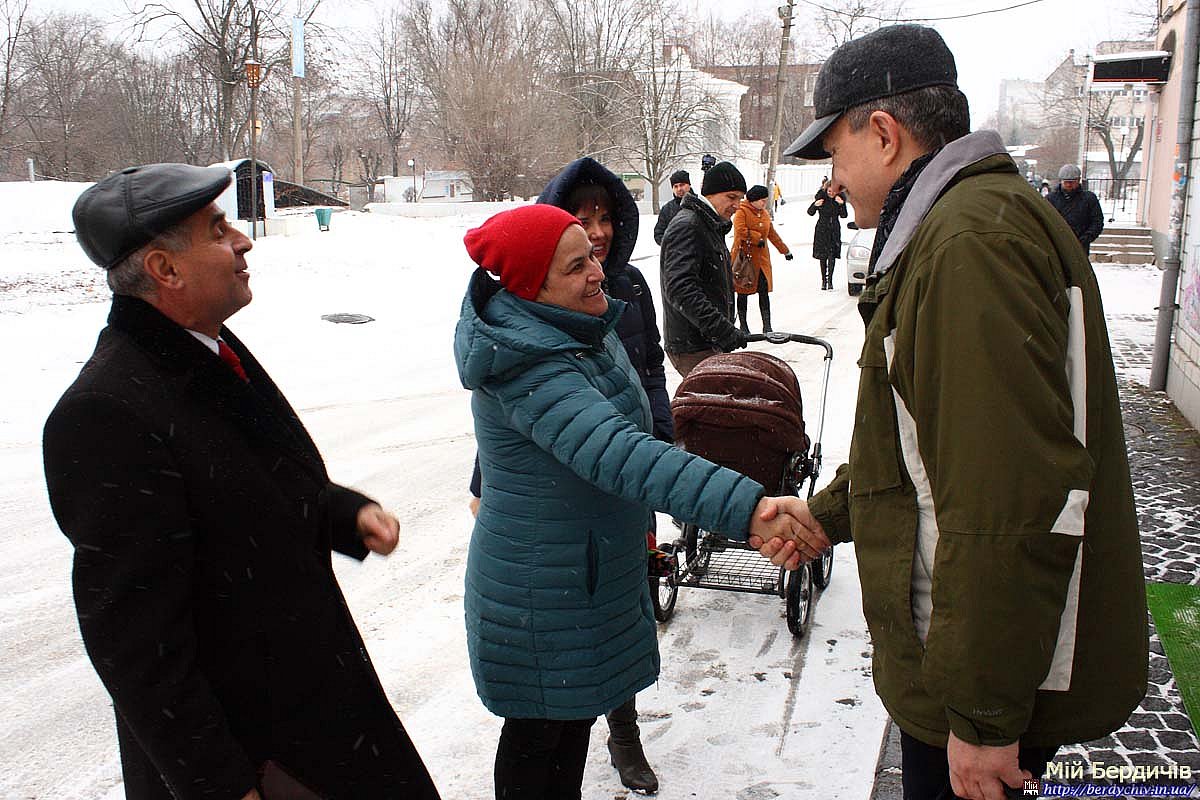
808, 131, 1147, 749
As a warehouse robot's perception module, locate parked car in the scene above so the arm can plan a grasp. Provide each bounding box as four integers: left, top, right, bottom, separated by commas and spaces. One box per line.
844, 222, 874, 296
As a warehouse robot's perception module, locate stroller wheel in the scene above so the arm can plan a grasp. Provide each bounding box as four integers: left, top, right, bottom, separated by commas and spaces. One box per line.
785, 563, 814, 638
650, 553, 679, 622
812, 547, 834, 589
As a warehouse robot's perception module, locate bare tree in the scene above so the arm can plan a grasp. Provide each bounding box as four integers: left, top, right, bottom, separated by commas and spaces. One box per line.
0, 0, 28, 161
128, 0, 326, 161
809, 0, 906, 52
362, 5, 419, 178
17, 12, 115, 178
537, 0, 650, 157
1042, 70, 1146, 185
407, 0, 554, 199
610, 12, 732, 211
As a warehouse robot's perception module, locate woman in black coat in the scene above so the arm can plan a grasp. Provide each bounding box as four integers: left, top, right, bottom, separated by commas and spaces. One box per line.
807, 183, 847, 290
468, 156, 670, 795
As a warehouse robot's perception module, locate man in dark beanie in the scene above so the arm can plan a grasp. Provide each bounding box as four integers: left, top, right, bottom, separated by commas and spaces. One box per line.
756, 23, 1146, 800
44, 163, 441, 800
659, 160, 748, 377
653, 168, 693, 245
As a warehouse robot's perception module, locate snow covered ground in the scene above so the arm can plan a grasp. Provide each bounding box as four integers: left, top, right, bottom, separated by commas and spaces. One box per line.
0, 182, 1162, 799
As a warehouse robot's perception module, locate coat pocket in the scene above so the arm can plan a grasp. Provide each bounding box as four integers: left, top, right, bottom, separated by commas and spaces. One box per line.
849, 345, 904, 496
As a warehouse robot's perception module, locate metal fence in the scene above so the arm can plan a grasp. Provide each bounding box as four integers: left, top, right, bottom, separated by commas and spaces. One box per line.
1085, 178, 1146, 223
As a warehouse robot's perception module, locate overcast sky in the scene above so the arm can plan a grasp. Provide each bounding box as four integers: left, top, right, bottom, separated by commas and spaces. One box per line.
43, 0, 1150, 129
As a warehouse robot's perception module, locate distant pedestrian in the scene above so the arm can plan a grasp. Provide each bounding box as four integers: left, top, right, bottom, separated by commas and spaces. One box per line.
807, 182, 847, 290
773, 182, 785, 211
654, 169, 692, 245
1040, 180, 1051, 198
768, 24, 1146, 800
1048, 164, 1104, 256
731, 184, 792, 333
659, 161, 749, 377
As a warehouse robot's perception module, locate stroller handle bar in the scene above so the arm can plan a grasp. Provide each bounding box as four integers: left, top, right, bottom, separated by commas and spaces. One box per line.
745, 332, 833, 361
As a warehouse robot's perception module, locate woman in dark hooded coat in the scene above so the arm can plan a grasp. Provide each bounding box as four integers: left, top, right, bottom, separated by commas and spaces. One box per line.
468, 157, 671, 794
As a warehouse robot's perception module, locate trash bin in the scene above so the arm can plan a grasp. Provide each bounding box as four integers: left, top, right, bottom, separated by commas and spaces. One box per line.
315, 207, 332, 231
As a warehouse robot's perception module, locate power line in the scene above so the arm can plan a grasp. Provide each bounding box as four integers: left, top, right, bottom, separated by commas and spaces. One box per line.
795, 0, 1048, 24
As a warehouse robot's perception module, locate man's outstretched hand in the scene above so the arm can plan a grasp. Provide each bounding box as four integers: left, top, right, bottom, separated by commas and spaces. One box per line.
748, 496, 830, 569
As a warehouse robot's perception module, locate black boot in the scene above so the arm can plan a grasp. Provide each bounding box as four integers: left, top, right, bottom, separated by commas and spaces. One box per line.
607, 699, 658, 794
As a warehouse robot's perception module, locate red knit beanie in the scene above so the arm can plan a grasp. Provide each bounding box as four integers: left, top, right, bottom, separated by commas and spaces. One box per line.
464, 205, 582, 300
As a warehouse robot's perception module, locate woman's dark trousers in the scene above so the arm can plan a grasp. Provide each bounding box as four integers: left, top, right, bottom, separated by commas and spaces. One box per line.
494, 717, 596, 799
737, 271, 772, 332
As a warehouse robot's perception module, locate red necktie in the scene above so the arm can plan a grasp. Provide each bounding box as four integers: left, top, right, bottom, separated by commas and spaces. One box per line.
217, 340, 249, 383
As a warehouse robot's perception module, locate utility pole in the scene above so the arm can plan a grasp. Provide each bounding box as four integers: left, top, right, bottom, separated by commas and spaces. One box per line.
292, 17, 305, 186
1076, 54, 1093, 178
765, 0, 795, 216
245, 8, 262, 241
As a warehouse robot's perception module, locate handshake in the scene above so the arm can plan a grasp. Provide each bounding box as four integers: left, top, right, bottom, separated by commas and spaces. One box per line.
747, 496, 831, 571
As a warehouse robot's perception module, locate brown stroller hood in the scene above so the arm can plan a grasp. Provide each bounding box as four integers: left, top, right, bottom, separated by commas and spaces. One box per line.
671, 352, 808, 494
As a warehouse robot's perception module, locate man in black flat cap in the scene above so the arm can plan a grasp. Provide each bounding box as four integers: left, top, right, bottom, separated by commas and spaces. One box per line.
659, 160, 748, 377
43, 164, 441, 800
752, 24, 1146, 800
653, 168, 692, 245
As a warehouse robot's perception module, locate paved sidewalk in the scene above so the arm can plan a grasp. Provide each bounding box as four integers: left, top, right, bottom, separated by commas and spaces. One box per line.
870, 310, 1200, 799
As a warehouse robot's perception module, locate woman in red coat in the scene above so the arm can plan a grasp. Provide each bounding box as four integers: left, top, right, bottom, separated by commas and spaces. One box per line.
731, 184, 792, 333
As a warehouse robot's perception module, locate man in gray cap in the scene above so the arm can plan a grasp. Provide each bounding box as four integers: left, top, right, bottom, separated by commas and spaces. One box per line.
1048, 164, 1104, 256
43, 163, 441, 800
753, 24, 1145, 800
659, 160, 749, 377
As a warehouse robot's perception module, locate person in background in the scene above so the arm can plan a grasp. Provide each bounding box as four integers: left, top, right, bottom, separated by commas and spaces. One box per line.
654, 169, 693, 245
659, 161, 749, 378
731, 184, 793, 333
768, 24, 1146, 800
455, 204, 828, 800
469, 156, 671, 794
772, 182, 785, 212
1047, 164, 1104, 256
43, 163, 440, 800
807, 180, 848, 290
1040, 180, 1051, 198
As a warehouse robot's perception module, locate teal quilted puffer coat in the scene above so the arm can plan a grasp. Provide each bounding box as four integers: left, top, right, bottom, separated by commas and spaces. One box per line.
454, 269, 764, 720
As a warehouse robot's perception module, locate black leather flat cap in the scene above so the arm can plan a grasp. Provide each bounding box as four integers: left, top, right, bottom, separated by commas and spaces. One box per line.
784, 25, 958, 160
73, 163, 233, 268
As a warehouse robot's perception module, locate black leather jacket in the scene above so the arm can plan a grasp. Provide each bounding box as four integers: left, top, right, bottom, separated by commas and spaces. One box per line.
659, 193, 739, 355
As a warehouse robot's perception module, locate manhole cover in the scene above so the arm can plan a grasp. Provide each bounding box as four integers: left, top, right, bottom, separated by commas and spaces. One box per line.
1124, 422, 1145, 440
321, 313, 375, 324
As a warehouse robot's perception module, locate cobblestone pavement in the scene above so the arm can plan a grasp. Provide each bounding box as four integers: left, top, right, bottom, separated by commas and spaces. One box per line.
871, 308, 1200, 799
1059, 316, 1200, 778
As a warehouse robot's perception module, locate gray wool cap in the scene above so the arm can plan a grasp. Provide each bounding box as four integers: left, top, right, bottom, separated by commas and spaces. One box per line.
72, 163, 233, 268
1059, 164, 1082, 180
784, 25, 959, 160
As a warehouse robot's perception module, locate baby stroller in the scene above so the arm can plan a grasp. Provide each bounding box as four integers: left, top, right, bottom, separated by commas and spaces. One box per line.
651, 332, 833, 638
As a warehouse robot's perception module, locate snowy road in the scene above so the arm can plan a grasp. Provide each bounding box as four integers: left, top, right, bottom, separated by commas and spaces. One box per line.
0, 189, 882, 799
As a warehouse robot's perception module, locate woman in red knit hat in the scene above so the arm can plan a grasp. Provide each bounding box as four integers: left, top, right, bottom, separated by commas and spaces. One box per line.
454, 204, 828, 800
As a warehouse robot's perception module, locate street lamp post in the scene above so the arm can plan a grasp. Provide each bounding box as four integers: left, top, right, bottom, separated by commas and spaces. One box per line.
407, 158, 417, 202
245, 58, 263, 240
765, 0, 796, 217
